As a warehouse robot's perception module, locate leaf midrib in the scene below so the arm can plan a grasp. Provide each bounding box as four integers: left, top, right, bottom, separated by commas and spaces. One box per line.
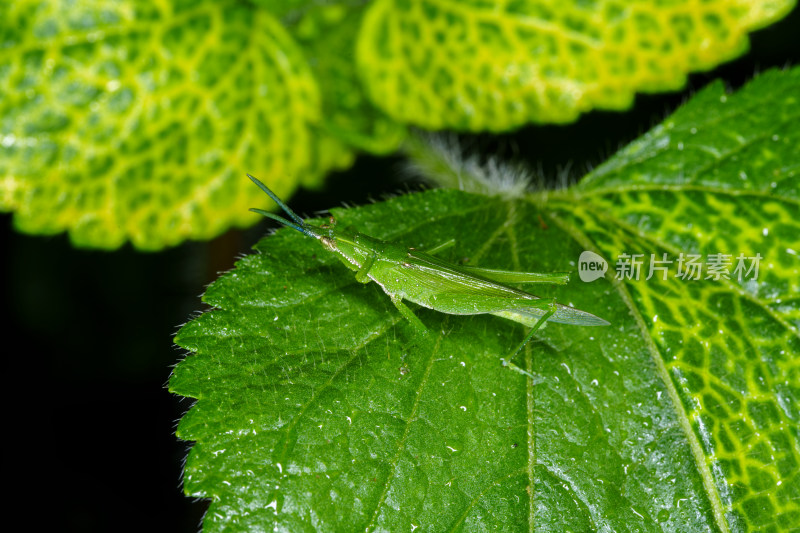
363, 319, 447, 533
543, 202, 731, 533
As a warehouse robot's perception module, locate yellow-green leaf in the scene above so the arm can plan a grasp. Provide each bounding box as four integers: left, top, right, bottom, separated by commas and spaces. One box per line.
550, 66, 800, 529
356, 0, 796, 130
0, 0, 326, 250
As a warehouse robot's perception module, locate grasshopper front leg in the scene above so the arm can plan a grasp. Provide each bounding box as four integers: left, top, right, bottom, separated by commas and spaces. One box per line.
353, 251, 428, 335
421, 239, 456, 255
355, 251, 377, 283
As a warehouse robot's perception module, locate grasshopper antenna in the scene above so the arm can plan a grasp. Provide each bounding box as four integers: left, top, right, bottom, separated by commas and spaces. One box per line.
248, 208, 310, 234
248, 174, 319, 238
247, 174, 305, 226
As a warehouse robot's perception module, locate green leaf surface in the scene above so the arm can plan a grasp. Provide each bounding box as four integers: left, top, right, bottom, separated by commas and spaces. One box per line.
0, 0, 333, 250
356, 0, 796, 130
171, 68, 799, 530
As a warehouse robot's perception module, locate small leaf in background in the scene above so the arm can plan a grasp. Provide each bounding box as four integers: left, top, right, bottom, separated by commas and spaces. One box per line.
356, 0, 796, 129
288, 3, 408, 155
254, 0, 410, 175
0, 0, 329, 250
171, 68, 799, 531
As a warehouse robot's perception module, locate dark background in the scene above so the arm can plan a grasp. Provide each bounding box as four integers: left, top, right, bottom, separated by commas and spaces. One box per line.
2, 7, 798, 531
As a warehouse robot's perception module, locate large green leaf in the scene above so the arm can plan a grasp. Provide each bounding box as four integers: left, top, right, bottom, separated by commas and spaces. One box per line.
171, 67, 799, 530
0, 0, 337, 250
356, 0, 796, 130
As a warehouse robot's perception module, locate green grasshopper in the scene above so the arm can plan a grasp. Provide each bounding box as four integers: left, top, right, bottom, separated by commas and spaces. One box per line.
248, 174, 609, 377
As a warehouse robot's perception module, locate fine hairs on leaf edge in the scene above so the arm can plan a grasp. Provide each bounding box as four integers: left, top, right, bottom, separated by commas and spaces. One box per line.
402, 131, 536, 198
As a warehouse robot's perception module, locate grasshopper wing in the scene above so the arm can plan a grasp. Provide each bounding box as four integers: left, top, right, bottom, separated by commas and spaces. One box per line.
394, 251, 608, 326
458, 265, 569, 285
493, 305, 610, 327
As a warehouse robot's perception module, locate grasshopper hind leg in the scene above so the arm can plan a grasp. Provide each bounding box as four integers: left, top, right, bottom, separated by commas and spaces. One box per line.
500, 303, 557, 379
390, 296, 429, 336
501, 359, 538, 379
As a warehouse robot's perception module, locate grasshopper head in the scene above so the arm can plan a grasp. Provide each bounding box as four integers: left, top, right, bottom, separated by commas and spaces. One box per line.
247, 174, 372, 268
